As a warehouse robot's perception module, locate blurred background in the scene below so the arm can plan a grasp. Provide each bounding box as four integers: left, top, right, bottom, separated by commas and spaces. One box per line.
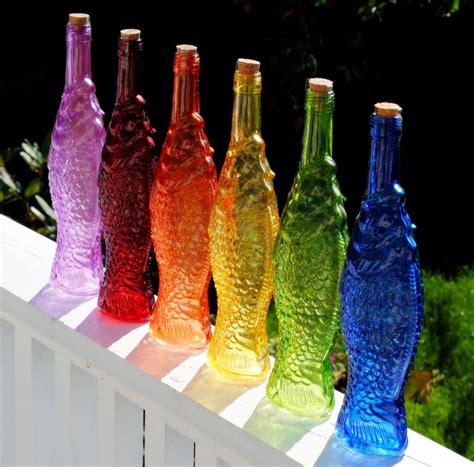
1, 0, 473, 459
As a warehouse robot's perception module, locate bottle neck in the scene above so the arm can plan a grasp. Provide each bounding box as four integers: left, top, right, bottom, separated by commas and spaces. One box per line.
116, 39, 143, 105
171, 52, 200, 124
65, 23, 92, 87
230, 71, 262, 145
301, 89, 334, 166
367, 114, 402, 196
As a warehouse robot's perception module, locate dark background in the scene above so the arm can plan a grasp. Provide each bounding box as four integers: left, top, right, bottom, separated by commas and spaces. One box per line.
2, 0, 473, 272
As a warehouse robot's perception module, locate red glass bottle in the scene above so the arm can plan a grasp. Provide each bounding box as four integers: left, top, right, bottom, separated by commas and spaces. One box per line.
98, 29, 155, 321
149, 45, 217, 348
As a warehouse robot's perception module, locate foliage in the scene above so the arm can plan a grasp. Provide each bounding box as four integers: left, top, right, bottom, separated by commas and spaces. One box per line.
354, 0, 462, 21
0, 135, 56, 238
268, 268, 474, 460
407, 269, 474, 459
266, 0, 466, 117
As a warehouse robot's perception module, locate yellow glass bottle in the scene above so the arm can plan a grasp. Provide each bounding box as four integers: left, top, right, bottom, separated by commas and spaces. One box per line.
207, 59, 279, 382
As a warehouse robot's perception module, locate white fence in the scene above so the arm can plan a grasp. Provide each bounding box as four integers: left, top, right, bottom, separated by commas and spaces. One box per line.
1, 214, 471, 466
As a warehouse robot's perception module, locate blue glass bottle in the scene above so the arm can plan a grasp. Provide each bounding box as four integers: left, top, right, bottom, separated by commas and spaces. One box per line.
336, 103, 423, 457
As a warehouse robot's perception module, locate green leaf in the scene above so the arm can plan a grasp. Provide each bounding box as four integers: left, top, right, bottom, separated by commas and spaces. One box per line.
0, 166, 21, 193
19, 149, 35, 168
34, 195, 56, 220
24, 178, 41, 198
20, 140, 44, 169
40, 132, 51, 161
30, 206, 46, 222
21, 140, 40, 159
36, 225, 56, 239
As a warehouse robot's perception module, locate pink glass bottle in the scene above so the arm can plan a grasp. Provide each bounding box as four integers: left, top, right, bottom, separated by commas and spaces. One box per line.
48, 13, 105, 295
149, 45, 217, 349
98, 29, 155, 321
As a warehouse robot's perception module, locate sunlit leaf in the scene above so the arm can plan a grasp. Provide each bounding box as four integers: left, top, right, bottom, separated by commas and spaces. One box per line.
0, 166, 21, 193
34, 195, 56, 220
30, 206, 46, 222
20, 140, 44, 169
19, 149, 36, 168
21, 140, 41, 159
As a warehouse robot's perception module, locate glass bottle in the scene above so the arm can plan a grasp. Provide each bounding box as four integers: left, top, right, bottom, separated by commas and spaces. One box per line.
48, 13, 105, 295
266, 78, 348, 417
207, 59, 279, 382
149, 45, 217, 349
336, 103, 423, 457
98, 29, 155, 321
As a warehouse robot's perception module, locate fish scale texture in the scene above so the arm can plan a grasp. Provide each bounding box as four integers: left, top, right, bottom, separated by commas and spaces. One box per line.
150, 113, 217, 348
267, 157, 348, 417
336, 183, 423, 457
98, 98, 155, 321
48, 78, 105, 295
208, 134, 279, 382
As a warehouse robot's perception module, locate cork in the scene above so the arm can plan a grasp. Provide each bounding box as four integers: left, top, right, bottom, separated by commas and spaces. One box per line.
177, 44, 197, 55
375, 102, 402, 117
309, 78, 333, 92
69, 13, 90, 26
120, 29, 141, 41
237, 58, 260, 74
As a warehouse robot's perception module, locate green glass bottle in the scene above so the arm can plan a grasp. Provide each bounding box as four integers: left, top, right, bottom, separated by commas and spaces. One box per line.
266, 78, 348, 417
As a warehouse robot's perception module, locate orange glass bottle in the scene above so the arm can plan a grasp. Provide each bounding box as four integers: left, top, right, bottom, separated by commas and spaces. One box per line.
149, 45, 217, 349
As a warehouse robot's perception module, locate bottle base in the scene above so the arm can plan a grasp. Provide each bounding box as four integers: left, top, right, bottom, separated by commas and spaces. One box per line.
149, 326, 210, 352
206, 353, 270, 384
98, 285, 154, 323
266, 385, 334, 419
99, 307, 152, 323
335, 423, 407, 458
149, 308, 212, 350
49, 277, 100, 297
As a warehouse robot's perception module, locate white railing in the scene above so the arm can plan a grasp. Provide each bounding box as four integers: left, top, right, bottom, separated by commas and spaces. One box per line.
0, 214, 471, 467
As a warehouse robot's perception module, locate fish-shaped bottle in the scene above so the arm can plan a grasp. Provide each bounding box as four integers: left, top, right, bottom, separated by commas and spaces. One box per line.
207, 59, 279, 382
266, 78, 348, 417
336, 103, 423, 457
48, 13, 105, 295
98, 29, 155, 321
149, 45, 217, 348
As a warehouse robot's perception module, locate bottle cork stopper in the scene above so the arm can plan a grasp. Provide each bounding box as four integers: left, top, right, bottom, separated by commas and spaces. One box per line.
69, 13, 90, 26
375, 102, 402, 117
176, 44, 197, 54
309, 78, 333, 92
120, 29, 141, 41
237, 58, 260, 74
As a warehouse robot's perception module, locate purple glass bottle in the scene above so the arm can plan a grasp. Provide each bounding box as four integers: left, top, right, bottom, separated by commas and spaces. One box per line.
48, 13, 105, 295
